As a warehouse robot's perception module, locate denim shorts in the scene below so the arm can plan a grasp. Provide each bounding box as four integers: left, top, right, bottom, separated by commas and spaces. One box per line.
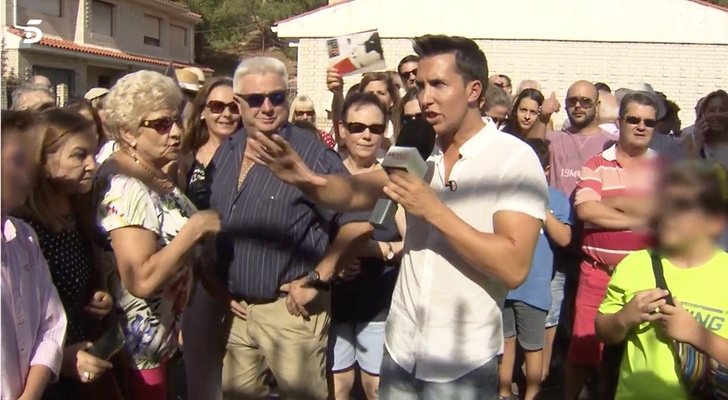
545, 270, 566, 328
329, 321, 386, 375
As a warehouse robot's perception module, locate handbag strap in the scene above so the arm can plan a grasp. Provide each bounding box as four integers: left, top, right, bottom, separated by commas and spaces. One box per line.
649, 250, 675, 306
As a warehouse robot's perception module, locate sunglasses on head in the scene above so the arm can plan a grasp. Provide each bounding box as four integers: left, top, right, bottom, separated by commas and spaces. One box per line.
139, 115, 183, 134
235, 90, 287, 108
206, 100, 240, 114
624, 115, 657, 128
346, 122, 386, 135
399, 68, 417, 80
295, 110, 315, 117
565, 96, 595, 109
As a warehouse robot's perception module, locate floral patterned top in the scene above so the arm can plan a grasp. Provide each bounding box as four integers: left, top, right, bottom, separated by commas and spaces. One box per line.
96, 174, 197, 370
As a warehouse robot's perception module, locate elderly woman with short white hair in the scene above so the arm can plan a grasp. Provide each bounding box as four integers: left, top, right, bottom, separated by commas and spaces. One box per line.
96, 70, 221, 400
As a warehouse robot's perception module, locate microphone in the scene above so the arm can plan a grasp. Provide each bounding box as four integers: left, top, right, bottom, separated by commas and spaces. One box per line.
369, 117, 437, 228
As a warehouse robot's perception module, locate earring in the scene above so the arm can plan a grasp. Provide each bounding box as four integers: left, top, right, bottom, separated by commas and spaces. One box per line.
200, 115, 206, 120
130, 142, 137, 149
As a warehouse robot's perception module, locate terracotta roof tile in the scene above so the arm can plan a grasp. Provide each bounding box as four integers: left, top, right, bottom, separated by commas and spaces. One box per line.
7, 28, 212, 72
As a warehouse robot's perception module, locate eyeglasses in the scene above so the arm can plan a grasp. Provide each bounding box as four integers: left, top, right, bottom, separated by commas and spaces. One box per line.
235, 90, 287, 108
624, 115, 657, 128
139, 115, 183, 134
345, 122, 386, 135
295, 110, 315, 117
402, 112, 423, 122
565, 96, 596, 109
206, 100, 240, 115
399, 68, 417, 80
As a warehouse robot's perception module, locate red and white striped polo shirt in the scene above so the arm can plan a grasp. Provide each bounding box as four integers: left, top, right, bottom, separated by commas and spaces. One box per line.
574, 144, 658, 268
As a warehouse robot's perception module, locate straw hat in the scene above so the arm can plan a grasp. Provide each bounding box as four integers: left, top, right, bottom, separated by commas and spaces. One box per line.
84, 87, 109, 101
175, 69, 201, 92
183, 67, 206, 86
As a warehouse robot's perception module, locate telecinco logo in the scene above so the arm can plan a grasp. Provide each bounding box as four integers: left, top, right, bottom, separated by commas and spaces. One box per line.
17, 19, 43, 44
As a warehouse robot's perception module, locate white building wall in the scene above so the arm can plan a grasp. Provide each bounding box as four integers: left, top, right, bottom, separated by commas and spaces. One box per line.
296, 37, 728, 129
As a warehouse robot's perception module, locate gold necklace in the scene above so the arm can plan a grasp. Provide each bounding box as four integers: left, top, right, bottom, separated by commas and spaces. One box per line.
120, 148, 175, 192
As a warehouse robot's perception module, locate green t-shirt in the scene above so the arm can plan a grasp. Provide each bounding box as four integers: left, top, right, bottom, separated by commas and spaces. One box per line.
599, 249, 728, 400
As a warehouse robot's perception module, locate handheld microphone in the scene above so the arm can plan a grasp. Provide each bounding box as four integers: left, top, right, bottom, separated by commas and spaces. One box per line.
369, 117, 437, 228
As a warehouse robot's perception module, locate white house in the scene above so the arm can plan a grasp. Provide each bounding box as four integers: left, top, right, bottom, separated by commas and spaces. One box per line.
274, 0, 728, 128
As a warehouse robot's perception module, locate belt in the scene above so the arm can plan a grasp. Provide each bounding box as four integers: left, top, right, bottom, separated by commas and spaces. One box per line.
234, 291, 286, 305
583, 253, 615, 275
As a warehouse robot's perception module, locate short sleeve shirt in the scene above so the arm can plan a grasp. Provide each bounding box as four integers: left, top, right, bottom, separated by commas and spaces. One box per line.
599, 250, 728, 400
97, 175, 197, 369
546, 129, 616, 197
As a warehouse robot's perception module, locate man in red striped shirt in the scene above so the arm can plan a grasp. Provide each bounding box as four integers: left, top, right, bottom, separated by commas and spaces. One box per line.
565, 91, 662, 400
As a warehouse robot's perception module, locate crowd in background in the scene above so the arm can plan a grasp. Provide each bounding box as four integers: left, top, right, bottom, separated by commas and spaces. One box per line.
2, 32, 728, 400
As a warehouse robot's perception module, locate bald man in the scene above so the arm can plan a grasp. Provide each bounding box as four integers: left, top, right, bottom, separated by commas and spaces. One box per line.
597, 92, 619, 136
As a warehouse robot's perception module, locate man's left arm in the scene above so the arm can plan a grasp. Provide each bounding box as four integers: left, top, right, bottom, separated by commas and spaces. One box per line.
384, 148, 548, 289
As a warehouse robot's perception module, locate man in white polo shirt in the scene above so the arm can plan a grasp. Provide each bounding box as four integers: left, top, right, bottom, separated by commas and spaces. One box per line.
248, 34, 548, 399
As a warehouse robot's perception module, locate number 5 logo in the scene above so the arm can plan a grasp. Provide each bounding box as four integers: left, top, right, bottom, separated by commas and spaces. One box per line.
17, 19, 43, 44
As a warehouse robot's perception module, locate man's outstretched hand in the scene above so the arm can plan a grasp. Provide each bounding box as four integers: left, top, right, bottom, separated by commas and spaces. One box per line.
247, 132, 328, 187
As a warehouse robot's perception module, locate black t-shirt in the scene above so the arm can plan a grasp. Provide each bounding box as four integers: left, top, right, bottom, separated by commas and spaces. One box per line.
331, 213, 400, 323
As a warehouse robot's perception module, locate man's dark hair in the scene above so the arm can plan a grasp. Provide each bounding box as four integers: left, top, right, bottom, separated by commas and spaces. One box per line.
594, 82, 612, 93
397, 55, 420, 74
497, 74, 512, 87
340, 92, 387, 123
412, 35, 488, 100
619, 91, 658, 119
525, 138, 551, 169
1, 110, 36, 140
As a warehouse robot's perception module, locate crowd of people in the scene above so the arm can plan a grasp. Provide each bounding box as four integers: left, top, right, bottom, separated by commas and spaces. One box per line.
1, 33, 727, 400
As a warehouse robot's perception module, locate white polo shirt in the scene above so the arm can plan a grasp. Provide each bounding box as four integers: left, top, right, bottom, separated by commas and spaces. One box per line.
384, 121, 548, 383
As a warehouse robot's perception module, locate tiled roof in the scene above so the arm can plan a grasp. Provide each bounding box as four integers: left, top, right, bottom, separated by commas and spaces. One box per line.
156, 0, 202, 19
7, 28, 212, 73
689, 0, 728, 12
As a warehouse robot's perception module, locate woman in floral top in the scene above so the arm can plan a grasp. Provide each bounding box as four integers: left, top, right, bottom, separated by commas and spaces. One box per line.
96, 70, 220, 400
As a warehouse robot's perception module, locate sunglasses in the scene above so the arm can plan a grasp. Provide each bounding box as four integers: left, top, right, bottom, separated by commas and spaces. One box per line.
399, 68, 417, 80
624, 115, 657, 128
565, 96, 595, 109
206, 100, 240, 114
402, 112, 423, 122
295, 110, 315, 117
139, 115, 183, 134
235, 90, 287, 108
664, 197, 700, 212
346, 122, 386, 135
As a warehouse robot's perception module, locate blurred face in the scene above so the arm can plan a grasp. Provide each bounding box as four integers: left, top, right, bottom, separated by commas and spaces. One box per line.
1, 131, 31, 213
489, 75, 512, 95
127, 108, 183, 168
417, 53, 480, 137
44, 131, 98, 195
486, 105, 509, 125
565, 83, 599, 130
402, 99, 422, 119
617, 102, 656, 150
340, 103, 385, 164
517, 98, 540, 132
234, 72, 288, 135
16, 90, 54, 111
657, 184, 724, 251
203, 85, 241, 139
399, 61, 419, 90
363, 80, 393, 109
703, 97, 728, 133
293, 104, 316, 124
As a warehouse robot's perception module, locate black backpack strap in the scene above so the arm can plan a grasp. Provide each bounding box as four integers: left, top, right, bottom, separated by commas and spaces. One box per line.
650, 250, 675, 306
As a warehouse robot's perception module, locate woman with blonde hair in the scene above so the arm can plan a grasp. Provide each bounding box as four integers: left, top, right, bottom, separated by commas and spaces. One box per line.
97, 70, 221, 400
18, 108, 123, 399
290, 94, 335, 148
359, 72, 401, 149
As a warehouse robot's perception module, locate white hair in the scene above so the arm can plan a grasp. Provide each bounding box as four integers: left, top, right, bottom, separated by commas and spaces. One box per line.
233, 57, 289, 94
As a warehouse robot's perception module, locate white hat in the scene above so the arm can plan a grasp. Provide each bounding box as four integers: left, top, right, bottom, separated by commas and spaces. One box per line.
617, 83, 667, 120
175, 69, 201, 92
84, 87, 109, 101
183, 67, 206, 85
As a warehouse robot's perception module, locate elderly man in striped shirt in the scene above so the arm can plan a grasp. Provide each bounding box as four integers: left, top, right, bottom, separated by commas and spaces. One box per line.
565, 91, 663, 400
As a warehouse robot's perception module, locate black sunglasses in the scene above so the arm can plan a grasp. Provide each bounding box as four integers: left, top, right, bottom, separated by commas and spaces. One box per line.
624, 115, 657, 128
565, 96, 596, 109
206, 100, 240, 114
402, 112, 423, 122
139, 115, 183, 134
295, 110, 315, 117
235, 90, 287, 108
399, 68, 417, 80
346, 122, 386, 135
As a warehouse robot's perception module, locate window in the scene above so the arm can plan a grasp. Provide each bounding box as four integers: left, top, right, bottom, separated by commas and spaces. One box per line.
91, 0, 114, 36
19, 0, 61, 16
143, 14, 161, 47
32, 66, 75, 94
170, 24, 188, 48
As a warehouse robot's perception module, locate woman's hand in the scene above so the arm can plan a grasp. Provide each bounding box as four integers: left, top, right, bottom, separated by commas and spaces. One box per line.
326, 67, 344, 94
338, 259, 362, 281
61, 342, 113, 383
84, 291, 113, 319
188, 210, 221, 238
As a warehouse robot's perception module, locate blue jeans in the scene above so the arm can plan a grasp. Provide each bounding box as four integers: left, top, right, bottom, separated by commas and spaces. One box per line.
378, 350, 498, 400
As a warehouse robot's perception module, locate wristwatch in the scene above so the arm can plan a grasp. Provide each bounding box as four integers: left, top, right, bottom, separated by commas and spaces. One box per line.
305, 270, 322, 286
385, 242, 395, 261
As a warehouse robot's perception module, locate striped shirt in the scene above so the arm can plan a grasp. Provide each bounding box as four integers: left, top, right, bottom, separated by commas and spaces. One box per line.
574, 144, 657, 267
209, 124, 361, 300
